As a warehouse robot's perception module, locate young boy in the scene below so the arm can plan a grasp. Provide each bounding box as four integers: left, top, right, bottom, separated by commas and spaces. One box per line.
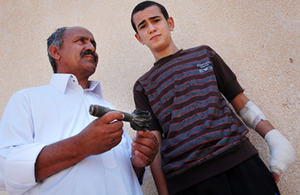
131, 1, 295, 195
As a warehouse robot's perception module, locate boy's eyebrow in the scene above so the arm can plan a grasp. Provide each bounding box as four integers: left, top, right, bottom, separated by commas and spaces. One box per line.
137, 16, 161, 28
137, 20, 146, 29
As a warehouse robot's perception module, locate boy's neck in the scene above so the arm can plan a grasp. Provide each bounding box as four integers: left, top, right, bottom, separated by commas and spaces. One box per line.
153, 42, 179, 62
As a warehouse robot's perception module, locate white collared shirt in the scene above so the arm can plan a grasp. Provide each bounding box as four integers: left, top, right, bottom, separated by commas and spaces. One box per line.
0, 74, 143, 195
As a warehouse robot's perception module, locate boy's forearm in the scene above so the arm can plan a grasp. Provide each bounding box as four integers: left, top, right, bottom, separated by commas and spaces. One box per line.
231, 93, 295, 176
151, 157, 168, 195
151, 130, 168, 195
254, 119, 275, 138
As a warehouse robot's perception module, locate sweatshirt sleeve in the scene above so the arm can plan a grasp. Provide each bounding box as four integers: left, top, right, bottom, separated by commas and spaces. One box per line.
133, 81, 162, 132
209, 49, 244, 102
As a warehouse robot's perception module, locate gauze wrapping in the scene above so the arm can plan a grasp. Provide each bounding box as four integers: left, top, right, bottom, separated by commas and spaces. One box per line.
265, 129, 295, 175
239, 101, 267, 129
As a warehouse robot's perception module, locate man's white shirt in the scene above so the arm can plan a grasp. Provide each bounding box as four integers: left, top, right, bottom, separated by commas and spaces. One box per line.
0, 74, 143, 195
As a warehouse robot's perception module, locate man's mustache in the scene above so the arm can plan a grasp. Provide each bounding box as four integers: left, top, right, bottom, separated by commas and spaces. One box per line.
80, 50, 98, 62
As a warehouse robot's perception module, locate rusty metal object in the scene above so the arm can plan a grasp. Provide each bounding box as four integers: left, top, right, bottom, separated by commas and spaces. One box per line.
89, 104, 152, 131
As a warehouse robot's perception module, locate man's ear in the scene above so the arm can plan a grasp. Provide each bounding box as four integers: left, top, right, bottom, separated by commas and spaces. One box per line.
135, 34, 145, 45
168, 17, 175, 31
48, 45, 60, 60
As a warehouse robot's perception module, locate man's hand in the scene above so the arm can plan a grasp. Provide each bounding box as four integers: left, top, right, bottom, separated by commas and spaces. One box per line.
77, 111, 124, 156
35, 111, 124, 182
131, 131, 158, 168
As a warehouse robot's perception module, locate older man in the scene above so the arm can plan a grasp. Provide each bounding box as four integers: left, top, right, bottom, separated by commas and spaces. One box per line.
0, 26, 158, 194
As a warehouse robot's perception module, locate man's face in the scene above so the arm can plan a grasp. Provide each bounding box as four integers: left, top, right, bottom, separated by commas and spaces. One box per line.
133, 5, 173, 53
57, 27, 98, 78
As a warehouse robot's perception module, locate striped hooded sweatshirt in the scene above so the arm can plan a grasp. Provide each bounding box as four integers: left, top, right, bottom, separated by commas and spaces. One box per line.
133, 45, 257, 193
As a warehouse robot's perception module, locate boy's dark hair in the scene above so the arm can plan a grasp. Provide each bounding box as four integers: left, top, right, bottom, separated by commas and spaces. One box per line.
131, 1, 169, 33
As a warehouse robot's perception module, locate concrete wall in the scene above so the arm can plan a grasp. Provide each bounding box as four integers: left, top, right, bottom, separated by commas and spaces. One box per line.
0, 0, 299, 194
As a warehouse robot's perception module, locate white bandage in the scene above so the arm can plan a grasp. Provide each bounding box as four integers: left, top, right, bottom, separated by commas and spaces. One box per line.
239, 101, 267, 129
265, 129, 295, 175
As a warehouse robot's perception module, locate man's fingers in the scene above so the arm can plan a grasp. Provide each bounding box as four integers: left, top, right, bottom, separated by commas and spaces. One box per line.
98, 111, 125, 124
137, 130, 157, 139
132, 142, 156, 160
131, 131, 159, 167
132, 149, 152, 167
135, 131, 158, 148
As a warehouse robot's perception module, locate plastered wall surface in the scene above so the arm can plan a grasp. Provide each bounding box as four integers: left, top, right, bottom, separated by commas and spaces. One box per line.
0, 0, 299, 194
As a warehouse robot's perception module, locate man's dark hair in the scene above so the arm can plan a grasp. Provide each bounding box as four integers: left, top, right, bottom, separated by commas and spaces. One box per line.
47, 27, 68, 73
131, 1, 169, 33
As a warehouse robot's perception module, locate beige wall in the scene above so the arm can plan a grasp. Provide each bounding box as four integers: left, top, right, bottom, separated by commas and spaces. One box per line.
0, 0, 299, 194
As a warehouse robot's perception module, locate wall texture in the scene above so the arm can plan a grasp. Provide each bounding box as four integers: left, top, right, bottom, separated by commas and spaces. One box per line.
0, 0, 299, 194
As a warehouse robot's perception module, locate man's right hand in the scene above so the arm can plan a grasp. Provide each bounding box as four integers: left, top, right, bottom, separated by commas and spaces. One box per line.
35, 111, 124, 182
77, 111, 124, 155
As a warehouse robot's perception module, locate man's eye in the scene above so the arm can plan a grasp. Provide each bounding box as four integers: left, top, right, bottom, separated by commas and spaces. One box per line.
76, 39, 84, 43
91, 41, 96, 48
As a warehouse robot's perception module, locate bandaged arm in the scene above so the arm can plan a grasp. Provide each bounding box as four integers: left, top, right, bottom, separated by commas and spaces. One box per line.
238, 100, 295, 175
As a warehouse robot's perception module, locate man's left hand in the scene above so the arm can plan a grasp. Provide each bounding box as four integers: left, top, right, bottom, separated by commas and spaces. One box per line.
131, 130, 158, 167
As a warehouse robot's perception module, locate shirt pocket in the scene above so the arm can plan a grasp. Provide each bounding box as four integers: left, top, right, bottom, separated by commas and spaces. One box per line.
101, 135, 130, 169
101, 150, 117, 169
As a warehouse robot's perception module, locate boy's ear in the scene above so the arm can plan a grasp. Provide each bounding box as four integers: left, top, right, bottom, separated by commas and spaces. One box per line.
135, 34, 145, 45
48, 45, 60, 60
168, 17, 175, 31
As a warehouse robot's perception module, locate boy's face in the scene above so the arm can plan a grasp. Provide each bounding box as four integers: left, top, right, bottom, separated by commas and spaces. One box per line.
133, 5, 174, 53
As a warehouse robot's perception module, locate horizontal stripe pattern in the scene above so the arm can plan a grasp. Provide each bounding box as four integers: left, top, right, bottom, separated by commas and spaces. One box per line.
135, 46, 248, 177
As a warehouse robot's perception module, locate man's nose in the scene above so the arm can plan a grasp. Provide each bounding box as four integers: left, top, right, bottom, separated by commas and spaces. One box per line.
86, 41, 96, 52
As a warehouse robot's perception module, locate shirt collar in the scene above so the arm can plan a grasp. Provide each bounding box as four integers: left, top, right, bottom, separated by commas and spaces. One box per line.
154, 49, 183, 67
50, 74, 103, 98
